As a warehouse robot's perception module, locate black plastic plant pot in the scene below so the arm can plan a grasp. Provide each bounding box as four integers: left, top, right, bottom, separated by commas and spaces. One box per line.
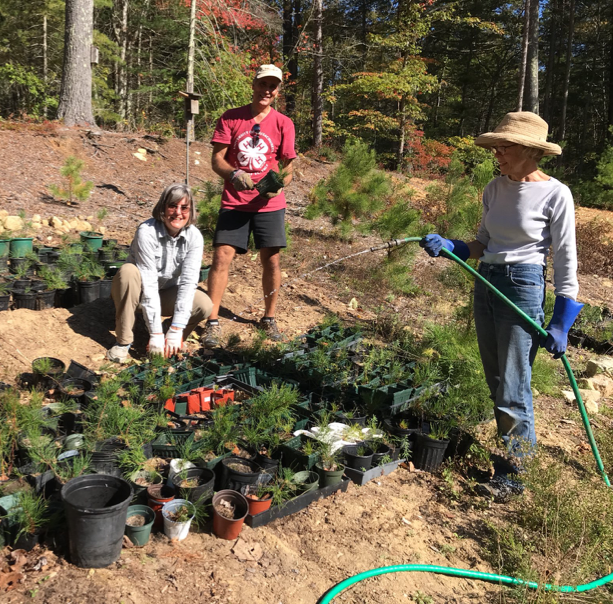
444, 428, 475, 461
61, 474, 133, 568
220, 457, 262, 492
382, 417, 421, 439
12, 290, 37, 310
171, 467, 215, 503
315, 462, 345, 488
14, 530, 41, 552
59, 378, 93, 404
0, 294, 10, 311
129, 470, 163, 504
254, 169, 284, 196
77, 280, 100, 304
32, 357, 66, 389
36, 289, 56, 310
413, 433, 449, 473
336, 412, 367, 427
9, 257, 35, 276
343, 445, 374, 471
254, 453, 279, 476
371, 443, 392, 466
30, 280, 46, 292
98, 279, 112, 299
98, 248, 116, 262
13, 278, 31, 290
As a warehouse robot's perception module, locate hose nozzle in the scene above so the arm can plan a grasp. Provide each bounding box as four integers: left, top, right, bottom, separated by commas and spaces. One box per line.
369, 238, 412, 252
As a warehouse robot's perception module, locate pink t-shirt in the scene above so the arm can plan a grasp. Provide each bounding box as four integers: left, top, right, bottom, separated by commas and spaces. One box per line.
211, 105, 297, 212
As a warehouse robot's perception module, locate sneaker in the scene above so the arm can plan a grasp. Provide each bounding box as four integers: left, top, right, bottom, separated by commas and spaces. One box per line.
106, 343, 132, 363
475, 474, 525, 504
203, 320, 222, 349
259, 317, 283, 341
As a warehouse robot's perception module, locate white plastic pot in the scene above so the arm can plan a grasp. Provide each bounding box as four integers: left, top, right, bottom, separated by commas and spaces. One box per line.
161, 498, 195, 541
167, 459, 196, 487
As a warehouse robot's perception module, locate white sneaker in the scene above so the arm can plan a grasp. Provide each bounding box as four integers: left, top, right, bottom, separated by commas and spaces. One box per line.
106, 343, 132, 363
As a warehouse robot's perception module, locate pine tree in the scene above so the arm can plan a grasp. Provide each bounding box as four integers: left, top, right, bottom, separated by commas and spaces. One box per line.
49, 156, 94, 206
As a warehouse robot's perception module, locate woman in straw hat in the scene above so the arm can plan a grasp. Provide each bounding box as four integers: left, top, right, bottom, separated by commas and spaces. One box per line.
420, 112, 583, 501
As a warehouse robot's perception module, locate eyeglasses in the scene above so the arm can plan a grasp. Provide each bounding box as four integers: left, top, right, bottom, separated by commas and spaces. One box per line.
251, 123, 261, 148
167, 204, 190, 215
491, 144, 517, 155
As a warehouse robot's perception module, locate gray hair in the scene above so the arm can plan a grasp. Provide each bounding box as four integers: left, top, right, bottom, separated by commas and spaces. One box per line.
152, 183, 195, 226
519, 146, 545, 162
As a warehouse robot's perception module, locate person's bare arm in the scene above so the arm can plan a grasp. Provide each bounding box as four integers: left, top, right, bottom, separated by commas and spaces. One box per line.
467, 240, 486, 260
280, 158, 294, 187
211, 143, 234, 180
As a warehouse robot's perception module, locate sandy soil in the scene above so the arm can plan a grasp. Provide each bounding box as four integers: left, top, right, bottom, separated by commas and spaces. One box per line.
0, 123, 611, 603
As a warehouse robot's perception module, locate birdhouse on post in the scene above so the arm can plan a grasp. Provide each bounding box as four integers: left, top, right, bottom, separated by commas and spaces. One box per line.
179, 91, 202, 186
179, 91, 202, 118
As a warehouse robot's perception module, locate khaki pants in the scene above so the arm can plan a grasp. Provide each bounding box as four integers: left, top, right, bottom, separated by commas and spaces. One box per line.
111, 263, 212, 345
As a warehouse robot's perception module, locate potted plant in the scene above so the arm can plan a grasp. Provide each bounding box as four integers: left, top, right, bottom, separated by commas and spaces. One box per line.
8, 490, 48, 551
161, 498, 196, 541
242, 483, 273, 516
125, 504, 155, 547
343, 444, 374, 471
211, 490, 249, 540
314, 430, 345, 488
38, 266, 68, 310
32, 356, 66, 390
0, 282, 10, 312
74, 259, 105, 304
413, 422, 450, 472
171, 467, 215, 504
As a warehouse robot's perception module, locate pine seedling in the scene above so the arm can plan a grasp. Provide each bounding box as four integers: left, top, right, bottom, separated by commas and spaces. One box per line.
49, 156, 94, 206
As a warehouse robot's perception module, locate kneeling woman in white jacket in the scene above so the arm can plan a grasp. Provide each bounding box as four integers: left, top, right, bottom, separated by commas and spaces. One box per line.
107, 183, 212, 362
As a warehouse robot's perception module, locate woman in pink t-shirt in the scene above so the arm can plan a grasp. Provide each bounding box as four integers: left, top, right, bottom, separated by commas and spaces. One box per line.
204, 64, 297, 347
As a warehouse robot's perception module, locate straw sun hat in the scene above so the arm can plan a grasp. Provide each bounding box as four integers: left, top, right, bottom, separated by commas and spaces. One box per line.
474, 111, 562, 156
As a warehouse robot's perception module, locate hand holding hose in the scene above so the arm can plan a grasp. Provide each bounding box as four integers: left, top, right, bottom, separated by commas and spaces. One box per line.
540, 296, 584, 359
419, 234, 470, 262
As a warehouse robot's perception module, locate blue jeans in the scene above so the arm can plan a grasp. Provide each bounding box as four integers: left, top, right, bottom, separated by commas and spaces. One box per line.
473, 263, 545, 460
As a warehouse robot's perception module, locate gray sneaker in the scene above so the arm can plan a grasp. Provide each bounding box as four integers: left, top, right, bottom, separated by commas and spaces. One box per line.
203, 321, 222, 348
259, 317, 283, 341
106, 343, 132, 363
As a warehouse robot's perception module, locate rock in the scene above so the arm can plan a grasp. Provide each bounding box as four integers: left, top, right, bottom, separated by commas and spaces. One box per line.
86, 215, 93, 221
99, 226, 106, 234
577, 378, 596, 390
31, 223, 43, 230
4, 215, 24, 231
531, 387, 540, 398
590, 374, 613, 398
67, 219, 79, 230
50, 216, 63, 228
562, 388, 601, 414
586, 358, 613, 378
0, 225, 4, 235
0, 209, 8, 221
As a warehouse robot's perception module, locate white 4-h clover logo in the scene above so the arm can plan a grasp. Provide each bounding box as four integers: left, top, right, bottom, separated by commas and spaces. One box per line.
237, 136, 269, 171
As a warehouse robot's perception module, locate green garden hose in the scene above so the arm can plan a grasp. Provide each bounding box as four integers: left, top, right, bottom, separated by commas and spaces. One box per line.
317, 237, 613, 603
318, 565, 613, 603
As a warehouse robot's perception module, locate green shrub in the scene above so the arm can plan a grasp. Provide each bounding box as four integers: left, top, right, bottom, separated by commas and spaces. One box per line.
195, 180, 222, 243
305, 139, 389, 236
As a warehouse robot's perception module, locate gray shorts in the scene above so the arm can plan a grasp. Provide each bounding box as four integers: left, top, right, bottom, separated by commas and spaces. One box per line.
213, 208, 286, 254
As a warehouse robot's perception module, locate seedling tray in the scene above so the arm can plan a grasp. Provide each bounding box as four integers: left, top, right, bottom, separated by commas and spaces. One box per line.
343, 459, 406, 486
245, 477, 350, 528
150, 432, 194, 459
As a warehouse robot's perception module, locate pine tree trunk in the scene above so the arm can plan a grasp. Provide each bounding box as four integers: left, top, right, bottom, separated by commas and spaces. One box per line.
559, 0, 575, 140
311, 0, 323, 148
517, 0, 531, 111
542, 0, 558, 124
186, 0, 196, 140
607, 5, 613, 138
43, 13, 48, 119
57, 0, 96, 127
524, 0, 539, 113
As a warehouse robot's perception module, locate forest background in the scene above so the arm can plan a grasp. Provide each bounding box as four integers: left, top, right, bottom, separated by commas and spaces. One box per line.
1, 0, 613, 208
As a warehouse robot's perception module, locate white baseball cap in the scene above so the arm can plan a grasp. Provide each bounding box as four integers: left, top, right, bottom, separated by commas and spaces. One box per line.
255, 64, 283, 82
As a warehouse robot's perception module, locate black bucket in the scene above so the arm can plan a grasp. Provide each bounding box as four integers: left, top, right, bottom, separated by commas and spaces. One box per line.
61, 474, 133, 568
78, 280, 100, 304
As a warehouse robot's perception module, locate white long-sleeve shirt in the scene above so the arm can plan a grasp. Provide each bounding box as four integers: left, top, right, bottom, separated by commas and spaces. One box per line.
476, 176, 579, 300
126, 218, 203, 333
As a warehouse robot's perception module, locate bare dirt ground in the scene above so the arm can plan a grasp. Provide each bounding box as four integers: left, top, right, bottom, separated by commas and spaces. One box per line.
0, 123, 612, 603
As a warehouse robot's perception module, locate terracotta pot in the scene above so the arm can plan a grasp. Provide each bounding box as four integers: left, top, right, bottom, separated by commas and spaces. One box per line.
212, 490, 249, 540
147, 484, 176, 528
245, 492, 272, 516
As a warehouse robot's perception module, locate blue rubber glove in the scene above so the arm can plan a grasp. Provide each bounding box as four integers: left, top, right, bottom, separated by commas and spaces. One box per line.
419, 234, 470, 262
541, 296, 584, 359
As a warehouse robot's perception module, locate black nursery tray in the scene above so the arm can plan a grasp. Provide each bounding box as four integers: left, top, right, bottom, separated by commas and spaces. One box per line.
343, 459, 406, 486
245, 478, 350, 528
